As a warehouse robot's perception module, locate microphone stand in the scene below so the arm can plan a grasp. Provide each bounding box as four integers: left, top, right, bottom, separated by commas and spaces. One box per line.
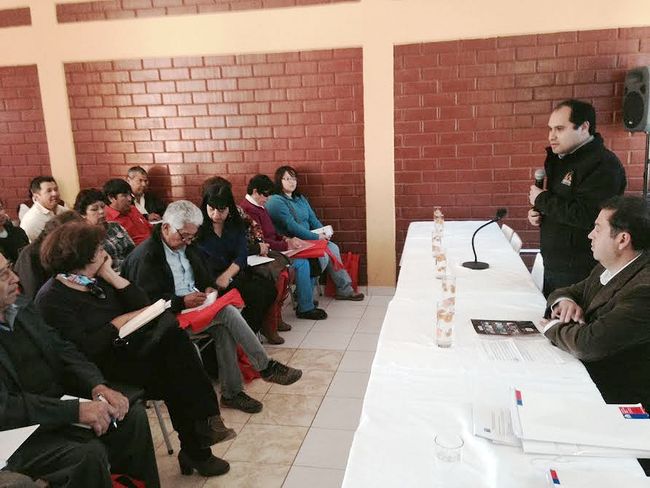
462, 218, 499, 270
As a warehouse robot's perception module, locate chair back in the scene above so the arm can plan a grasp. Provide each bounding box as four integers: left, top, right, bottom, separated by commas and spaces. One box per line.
510, 232, 523, 253
501, 224, 514, 242
531, 253, 544, 291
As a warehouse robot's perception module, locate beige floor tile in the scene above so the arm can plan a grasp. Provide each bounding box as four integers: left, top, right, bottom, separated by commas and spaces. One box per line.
311, 317, 360, 334
312, 397, 363, 430
225, 424, 308, 465
347, 332, 379, 352
268, 368, 335, 396
337, 350, 375, 373
221, 406, 253, 425
283, 466, 345, 488
249, 393, 322, 427
155, 437, 206, 488
288, 349, 343, 371
245, 377, 273, 396
300, 331, 352, 351
326, 371, 370, 399
293, 428, 355, 470
204, 462, 290, 488
265, 347, 296, 364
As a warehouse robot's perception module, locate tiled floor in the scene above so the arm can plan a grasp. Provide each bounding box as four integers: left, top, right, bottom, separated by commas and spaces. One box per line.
150, 288, 393, 488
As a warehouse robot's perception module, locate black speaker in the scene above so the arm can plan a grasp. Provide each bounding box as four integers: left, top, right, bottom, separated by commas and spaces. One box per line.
623, 66, 650, 132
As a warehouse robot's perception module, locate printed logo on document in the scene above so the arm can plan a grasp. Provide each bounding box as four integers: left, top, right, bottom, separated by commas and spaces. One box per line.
619, 406, 650, 419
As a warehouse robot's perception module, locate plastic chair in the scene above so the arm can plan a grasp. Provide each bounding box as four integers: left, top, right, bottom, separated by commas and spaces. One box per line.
501, 224, 515, 242
531, 253, 544, 291
510, 232, 523, 253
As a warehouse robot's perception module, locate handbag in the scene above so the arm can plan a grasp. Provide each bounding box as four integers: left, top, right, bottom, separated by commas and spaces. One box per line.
325, 252, 360, 297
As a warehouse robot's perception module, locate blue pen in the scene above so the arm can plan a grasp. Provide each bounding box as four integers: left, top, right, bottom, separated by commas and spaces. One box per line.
96, 394, 118, 429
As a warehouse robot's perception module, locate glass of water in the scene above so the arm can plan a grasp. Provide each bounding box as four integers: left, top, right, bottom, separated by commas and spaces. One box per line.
434, 433, 463, 463
436, 300, 454, 348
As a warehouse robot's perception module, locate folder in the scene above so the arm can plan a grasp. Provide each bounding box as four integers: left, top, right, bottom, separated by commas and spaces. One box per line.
118, 299, 169, 338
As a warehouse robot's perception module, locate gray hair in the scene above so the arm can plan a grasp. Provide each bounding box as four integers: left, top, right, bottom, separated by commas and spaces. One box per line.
162, 200, 203, 229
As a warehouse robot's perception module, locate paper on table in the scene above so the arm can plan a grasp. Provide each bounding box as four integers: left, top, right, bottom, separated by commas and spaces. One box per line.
523, 438, 650, 458
543, 467, 650, 487
478, 339, 565, 364
180, 291, 217, 314
247, 255, 275, 267
119, 299, 168, 338
514, 386, 650, 451
472, 405, 521, 446
0, 424, 39, 469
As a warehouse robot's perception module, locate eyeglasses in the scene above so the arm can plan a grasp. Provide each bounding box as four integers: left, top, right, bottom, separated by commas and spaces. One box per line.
174, 228, 198, 244
282, 176, 297, 182
0, 261, 14, 282
260, 190, 271, 197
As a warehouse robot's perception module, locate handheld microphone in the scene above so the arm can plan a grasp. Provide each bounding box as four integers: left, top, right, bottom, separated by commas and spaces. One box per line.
534, 168, 545, 189
462, 208, 508, 270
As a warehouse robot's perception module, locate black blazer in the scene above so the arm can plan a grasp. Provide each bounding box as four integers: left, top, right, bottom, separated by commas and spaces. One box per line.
121, 225, 214, 314
0, 297, 105, 430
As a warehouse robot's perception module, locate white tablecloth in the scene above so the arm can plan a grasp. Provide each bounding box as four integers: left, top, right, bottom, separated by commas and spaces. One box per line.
342, 221, 647, 488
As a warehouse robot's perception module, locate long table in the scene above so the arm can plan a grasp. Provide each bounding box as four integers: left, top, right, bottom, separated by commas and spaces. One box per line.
342, 221, 647, 487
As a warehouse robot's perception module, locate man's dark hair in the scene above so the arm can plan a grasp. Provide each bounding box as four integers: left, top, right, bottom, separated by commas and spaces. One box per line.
247, 174, 274, 196
40, 221, 106, 274
273, 165, 301, 197
74, 189, 105, 215
29, 176, 56, 196
102, 179, 132, 200
554, 99, 597, 135
601, 195, 650, 251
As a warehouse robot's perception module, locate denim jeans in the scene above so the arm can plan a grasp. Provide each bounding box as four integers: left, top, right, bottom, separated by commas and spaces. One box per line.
318, 240, 353, 297
201, 305, 270, 399
292, 257, 316, 313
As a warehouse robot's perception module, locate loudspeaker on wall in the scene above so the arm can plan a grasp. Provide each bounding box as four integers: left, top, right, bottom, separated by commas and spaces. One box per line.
623, 66, 650, 132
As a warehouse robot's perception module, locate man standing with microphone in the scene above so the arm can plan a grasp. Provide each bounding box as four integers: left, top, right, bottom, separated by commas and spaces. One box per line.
528, 99, 626, 297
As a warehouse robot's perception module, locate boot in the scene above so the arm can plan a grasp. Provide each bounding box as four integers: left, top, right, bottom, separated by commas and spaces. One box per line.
178, 449, 230, 476
261, 320, 285, 344
194, 415, 237, 448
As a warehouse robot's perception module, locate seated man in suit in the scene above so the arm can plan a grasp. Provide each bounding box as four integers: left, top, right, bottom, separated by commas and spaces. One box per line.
0, 252, 160, 487
543, 195, 650, 406
121, 201, 302, 414
126, 166, 166, 223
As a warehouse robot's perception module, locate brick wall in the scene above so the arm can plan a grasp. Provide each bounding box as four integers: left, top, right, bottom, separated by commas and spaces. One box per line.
394, 27, 650, 258
56, 0, 357, 23
65, 48, 367, 279
0, 66, 50, 219
0, 8, 31, 27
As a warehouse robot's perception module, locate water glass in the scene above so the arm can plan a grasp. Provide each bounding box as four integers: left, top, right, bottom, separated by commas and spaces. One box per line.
434, 247, 447, 279
433, 206, 444, 220
441, 274, 456, 307
431, 231, 443, 257
434, 433, 464, 463
436, 300, 454, 348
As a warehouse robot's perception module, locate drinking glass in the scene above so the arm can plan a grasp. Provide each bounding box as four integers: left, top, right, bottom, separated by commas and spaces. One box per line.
435, 247, 447, 279
434, 433, 463, 463
436, 300, 454, 347
431, 231, 443, 257
441, 274, 456, 307
433, 206, 444, 220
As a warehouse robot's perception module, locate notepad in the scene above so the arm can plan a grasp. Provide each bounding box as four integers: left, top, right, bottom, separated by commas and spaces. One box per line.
119, 299, 169, 338
180, 291, 218, 314
312, 225, 333, 238
247, 255, 275, 267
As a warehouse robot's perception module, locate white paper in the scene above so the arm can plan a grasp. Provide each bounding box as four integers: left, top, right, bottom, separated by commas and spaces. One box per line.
312, 225, 333, 238
523, 438, 650, 458
479, 340, 521, 361
478, 339, 565, 364
247, 255, 275, 267
543, 467, 650, 487
119, 299, 167, 338
0, 425, 39, 469
472, 405, 521, 446
514, 386, 650, 451
180, 291, 217, 314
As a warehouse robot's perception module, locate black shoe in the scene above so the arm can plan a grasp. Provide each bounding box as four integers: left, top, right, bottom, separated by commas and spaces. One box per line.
194, 415, 237, 448
261, 359, 302, 385
296, 308, 328, 320
335, 292, 364, 301
221, 392, 263, 413
178, 449, 230, 477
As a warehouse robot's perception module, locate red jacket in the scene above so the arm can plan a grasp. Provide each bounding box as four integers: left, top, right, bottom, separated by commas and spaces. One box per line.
105, 205, 152, 245
239, 198, 288, 252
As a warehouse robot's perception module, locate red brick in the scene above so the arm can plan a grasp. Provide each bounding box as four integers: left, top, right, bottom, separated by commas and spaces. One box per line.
578, 29, 618, 41
151, 129, 180, 140
116, 82, 147, 94
208, 103, 239, 115
195, 116, 225, 128
135, 118, 164, 129
145, 81, 176, 93
516, 45, 556, 60
131, 70, 161, 83
162, 93, 192, 105
181, 128, 211, 140
165, 140, 194, 152
576, 56, 617, 70
555, 71, 596, 84
164, 117, 194, 128
537, 31, 578, 45
159, 68, 190, 80
122, 130, 151, 141
497, 35, 537, 48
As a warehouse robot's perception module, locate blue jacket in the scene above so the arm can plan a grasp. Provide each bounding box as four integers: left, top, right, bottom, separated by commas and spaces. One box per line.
266, 194, 323, 241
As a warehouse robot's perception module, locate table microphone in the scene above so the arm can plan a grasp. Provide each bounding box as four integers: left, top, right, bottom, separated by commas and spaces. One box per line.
534, 168, 545, 189
462, 208, 508, 270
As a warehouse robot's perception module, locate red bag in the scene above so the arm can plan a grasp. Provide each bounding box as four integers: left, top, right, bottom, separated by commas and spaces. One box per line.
176, 289, 245, 333
325, 252, 360, 297
291, 240, 343, 270
111, 474, 145, 488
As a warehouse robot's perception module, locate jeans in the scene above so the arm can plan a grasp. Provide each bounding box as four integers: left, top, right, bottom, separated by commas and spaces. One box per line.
203, 305, 270, 399
293, 257, 316, 313
318, 241, 354, 297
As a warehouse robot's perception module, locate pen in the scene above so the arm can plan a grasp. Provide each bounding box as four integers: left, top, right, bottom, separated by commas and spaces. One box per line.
192, 286, 200, 293
96, 394, 118, 429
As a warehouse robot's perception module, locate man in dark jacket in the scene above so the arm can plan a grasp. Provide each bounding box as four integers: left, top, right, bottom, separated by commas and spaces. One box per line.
121, 201, 302, 414
0, 252, 160, 487
126, 166, 166, 222
528, 99, 626, 297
